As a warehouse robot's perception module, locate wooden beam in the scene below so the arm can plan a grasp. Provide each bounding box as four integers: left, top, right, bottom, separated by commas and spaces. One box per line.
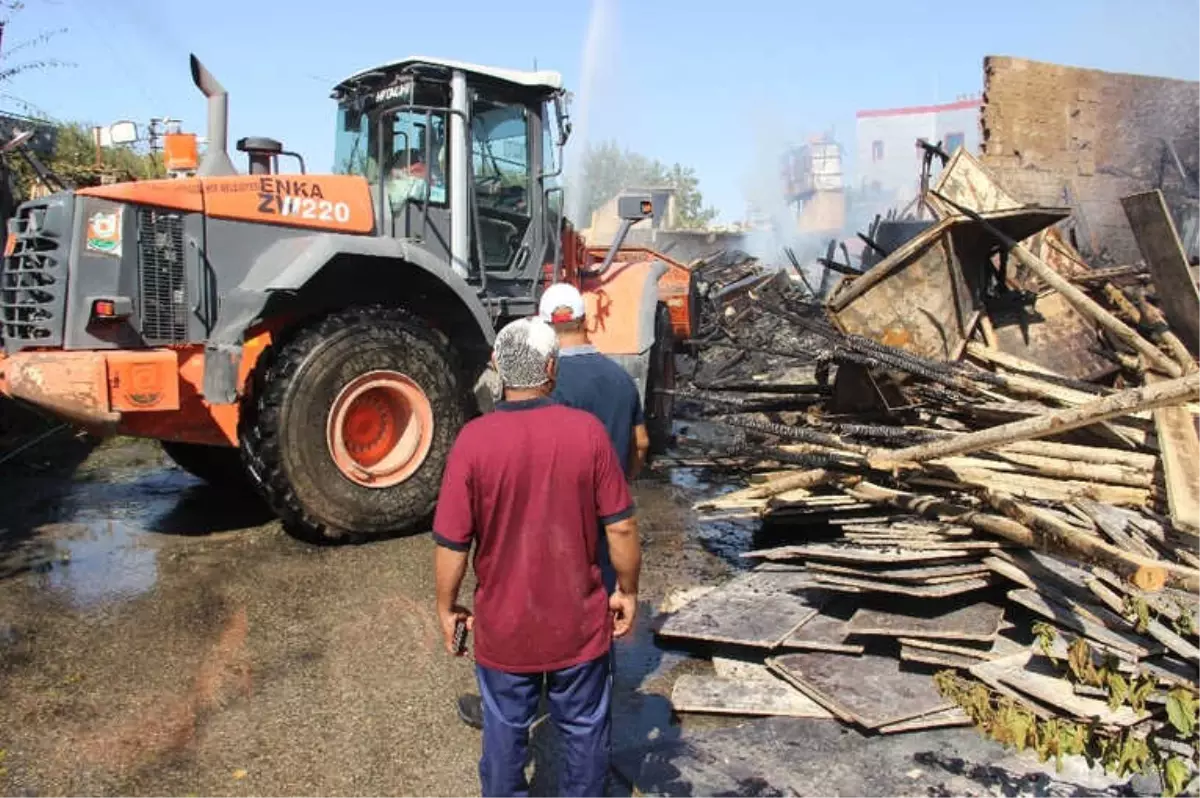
872, 373, 1198, 467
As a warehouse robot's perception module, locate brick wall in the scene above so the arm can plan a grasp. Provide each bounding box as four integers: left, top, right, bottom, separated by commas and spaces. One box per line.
979, 56, 1199, 265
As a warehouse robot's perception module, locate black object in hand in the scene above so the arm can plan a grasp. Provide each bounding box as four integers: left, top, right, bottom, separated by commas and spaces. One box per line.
453, 618, 468, 655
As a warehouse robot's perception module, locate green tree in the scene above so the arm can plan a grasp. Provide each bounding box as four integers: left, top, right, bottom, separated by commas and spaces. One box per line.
9, 122, 165, 195
571, 139, 717, 229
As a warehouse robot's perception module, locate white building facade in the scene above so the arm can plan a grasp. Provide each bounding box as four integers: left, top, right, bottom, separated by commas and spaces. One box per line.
854, 97, 981, 208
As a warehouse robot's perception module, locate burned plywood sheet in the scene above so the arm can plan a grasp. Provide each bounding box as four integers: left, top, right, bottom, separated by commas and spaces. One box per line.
767, 651, 955, 729
777, 596, 865, 655
670, 674, 833, 719
655, 569, 821, 649
743, 543, 973, 565
1122, 190, 1199, 355
846, 601, 1006, 642
927, 148, 1110, 379
804, 560, 992, 584
928, 148, 1023, 217
988, 291, 1113, 381
828, 206, 1073, 364
826, 217, 974, 361
899, 644, 980, 670
809, 573, 994, 599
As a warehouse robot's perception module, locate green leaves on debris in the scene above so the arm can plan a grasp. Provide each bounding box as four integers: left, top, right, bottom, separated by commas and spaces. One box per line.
934, 631, 1199, 796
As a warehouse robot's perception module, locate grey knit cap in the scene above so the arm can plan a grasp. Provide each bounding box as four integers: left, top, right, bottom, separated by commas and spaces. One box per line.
493, 317, 560, 389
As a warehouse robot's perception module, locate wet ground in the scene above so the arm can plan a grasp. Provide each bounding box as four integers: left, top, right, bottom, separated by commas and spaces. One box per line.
0, 434, 744, 796
0, 434, 1142, 798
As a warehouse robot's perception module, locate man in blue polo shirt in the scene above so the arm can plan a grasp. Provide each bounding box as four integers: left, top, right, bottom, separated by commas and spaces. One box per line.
540, 282, 650, 486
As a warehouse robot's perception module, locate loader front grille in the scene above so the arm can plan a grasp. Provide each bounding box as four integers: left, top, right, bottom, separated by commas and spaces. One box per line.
137, 207, 188, 343
0, 200, 68, 349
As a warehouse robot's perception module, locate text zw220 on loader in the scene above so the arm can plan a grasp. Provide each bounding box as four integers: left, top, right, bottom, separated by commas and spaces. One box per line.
0, 54, 695, 540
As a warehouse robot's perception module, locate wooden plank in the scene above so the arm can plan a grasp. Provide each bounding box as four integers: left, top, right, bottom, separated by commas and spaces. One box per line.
1121, 190, 1199, 355
670, 675, 833, 718
656, 570, 822, 649
742, 543, 973, 565
1073, 499, 1162, 558
767, 652, 956, 729
900, 644, 981, 670
1006, 588, 1156, 659
804, 561, 992, 583
978, 651, 1145, 727
968, 655, 1059, 720
877, 706, 971, 734
776, 598, 865, 654
898, 637, 998, 660
1146, 371, 1200, 535
810, 574, 994, 599
846, 602, 1005, 642
1083, 576, 1200, 663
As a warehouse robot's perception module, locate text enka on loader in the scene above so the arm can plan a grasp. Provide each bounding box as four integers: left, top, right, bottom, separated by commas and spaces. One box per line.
0, 53, 696, 541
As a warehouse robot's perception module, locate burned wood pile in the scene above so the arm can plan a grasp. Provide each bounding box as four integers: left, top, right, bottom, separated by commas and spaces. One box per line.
658, 151, 1200, 774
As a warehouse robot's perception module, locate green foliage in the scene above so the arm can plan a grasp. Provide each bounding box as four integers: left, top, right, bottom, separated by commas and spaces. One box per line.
1167, 689, 1198, 737
8, 122, 165, 196
935, 632, 1199, 797
1165, 757, 1193, 796
1033, 621, 1058, 660
572, 140, 717, 229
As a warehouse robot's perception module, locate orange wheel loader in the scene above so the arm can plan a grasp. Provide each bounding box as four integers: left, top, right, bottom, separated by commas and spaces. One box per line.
0, 54, 696, 541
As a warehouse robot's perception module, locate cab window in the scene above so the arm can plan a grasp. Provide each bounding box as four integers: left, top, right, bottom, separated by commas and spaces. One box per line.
472, 99, 531, 269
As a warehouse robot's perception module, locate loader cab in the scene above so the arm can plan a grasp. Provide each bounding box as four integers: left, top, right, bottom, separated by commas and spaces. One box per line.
331, 57, 569, 316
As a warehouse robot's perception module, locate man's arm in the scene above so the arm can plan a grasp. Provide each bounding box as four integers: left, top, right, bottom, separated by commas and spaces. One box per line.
594, 421, 641, 637
434, 545, 472, 652
629, 423, 650, 480
605, 515, 640, 591
628, 376, 650, 479
431, 436, 476, 654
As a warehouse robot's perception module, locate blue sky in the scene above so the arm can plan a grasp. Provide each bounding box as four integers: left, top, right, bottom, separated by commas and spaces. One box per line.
4, 0, 1198, 223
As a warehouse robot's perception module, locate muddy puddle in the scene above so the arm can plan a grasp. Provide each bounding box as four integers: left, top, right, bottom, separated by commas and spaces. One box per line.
0, 433, 768, 795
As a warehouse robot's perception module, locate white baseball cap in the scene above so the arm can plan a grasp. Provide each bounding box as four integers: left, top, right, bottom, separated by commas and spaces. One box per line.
538, 282, 586, 324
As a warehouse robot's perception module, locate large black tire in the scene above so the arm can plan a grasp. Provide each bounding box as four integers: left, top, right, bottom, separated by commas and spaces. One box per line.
644, 303, 676, 456
240, 305, 466, 542
161, 440, 253, 491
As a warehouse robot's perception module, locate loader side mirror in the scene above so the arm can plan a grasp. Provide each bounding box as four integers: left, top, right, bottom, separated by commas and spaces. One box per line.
617, 195, 652, 221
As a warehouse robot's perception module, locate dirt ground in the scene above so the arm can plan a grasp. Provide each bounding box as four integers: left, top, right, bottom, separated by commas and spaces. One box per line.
0, 434, 739, 796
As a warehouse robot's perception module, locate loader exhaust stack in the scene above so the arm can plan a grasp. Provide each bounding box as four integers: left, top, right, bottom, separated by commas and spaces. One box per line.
190, 54, 237, 177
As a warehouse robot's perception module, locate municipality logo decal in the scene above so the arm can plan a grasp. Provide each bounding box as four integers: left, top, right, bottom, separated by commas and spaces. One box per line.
86, 209, 122, 256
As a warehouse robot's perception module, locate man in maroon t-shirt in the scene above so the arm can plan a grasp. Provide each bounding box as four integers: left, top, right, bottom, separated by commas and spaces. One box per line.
433, 316, 642, 797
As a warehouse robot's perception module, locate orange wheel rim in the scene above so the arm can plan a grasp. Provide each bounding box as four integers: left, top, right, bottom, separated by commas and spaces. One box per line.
326, 370, 435, 488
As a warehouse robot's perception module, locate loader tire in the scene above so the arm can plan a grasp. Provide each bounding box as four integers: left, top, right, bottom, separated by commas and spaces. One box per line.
161, 440, 253, 491
644, 303, 676, 456
240, 305, 465, 542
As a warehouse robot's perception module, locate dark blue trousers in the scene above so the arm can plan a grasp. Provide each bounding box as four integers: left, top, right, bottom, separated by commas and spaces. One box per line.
476, 653, 612, 797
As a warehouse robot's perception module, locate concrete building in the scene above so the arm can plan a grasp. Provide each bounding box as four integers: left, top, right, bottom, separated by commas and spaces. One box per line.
782, 136, 846, 235
582, 186, 748, 263
854, 96, 981, 208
